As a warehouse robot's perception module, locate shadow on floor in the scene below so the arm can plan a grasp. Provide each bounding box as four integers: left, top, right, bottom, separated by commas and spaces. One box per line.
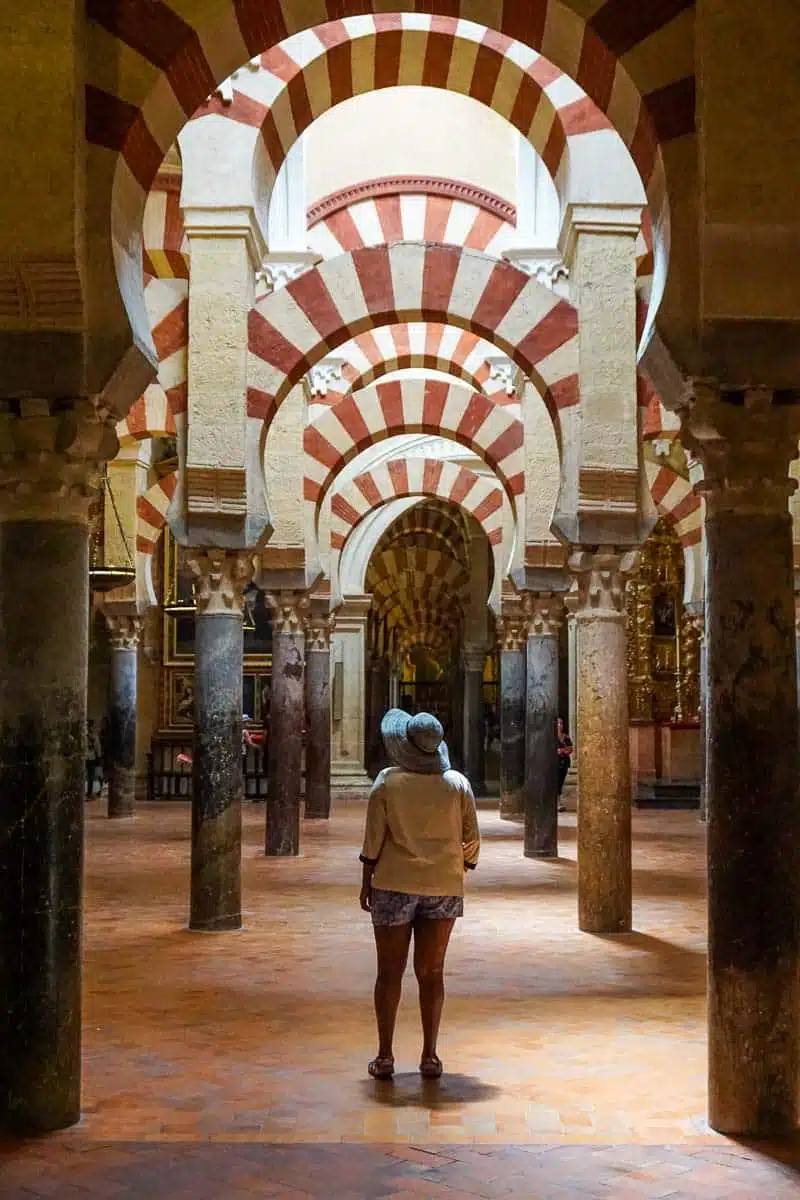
364, 1071, 501, 1108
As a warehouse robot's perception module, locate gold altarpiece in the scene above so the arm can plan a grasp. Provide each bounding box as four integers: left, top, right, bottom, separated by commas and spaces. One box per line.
625, 519, 700, 726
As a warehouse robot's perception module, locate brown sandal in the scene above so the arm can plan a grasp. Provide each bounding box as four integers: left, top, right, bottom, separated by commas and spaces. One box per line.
420, 1054, 443, 1079
368, 1055, 395, 1080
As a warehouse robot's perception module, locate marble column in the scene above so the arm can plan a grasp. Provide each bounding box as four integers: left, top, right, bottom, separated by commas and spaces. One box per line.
104, 613, 141, 819
187, 549, 252, 931
367, 653, 390, 777
0, 398, 116, 1133
522, 594, 563, 858
497, 612, 526, 820
568, 549, 635, 933
266, 592, 307, 854
564, 585, 579, 752
462, 646, 486, 794
304, 608, 332, 819
330, 595, 372, 793
682, 384, 800, 1137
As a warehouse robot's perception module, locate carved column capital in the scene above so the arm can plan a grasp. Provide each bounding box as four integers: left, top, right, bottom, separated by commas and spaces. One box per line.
496, 615, 527, 652
187, 549, 254, 615
0, 397, 118, 523
462, 645, 487, 674
522, 592, 565, 637
266, 590, 309, 635
568, 548, 637, 619
679, 381, 800, 518
306, 611, 333, 651
105, 613, 142, 651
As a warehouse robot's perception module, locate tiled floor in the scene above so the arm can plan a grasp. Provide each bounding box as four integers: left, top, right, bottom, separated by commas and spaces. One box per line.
1, 801, 798, 1197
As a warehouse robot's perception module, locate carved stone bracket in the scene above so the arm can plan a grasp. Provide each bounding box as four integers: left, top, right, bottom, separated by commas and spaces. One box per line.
187, 549, 254, 616
0, 397, 118, 522
105, 613, 142, 652
680, 382, 800, 518
496, 615, 527, 653
568, 548, 637, 620
522, 592, 564, 637
266, 590, 310, 636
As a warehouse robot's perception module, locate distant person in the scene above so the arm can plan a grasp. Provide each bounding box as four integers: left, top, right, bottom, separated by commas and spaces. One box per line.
557, 716, 573, 812
359, 710, 480, 1082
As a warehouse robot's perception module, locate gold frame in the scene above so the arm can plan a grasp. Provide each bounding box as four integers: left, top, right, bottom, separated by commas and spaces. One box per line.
163, 668, 272, 729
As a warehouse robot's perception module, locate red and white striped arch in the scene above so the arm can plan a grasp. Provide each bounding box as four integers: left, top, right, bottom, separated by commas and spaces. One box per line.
136, 471, 178, 605
116, 383, 177, 445
249, 242, 578, 435
304, 380, 525, 520
331, 459, 503, 552
646, 460, 701, 550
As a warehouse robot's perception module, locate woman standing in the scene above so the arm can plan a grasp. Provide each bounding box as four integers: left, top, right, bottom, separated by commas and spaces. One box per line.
360, 709, 480, 1080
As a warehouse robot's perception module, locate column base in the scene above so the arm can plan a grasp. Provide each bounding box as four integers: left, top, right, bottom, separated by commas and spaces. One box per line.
331, 763, 373, 805
188, 914, 242, 932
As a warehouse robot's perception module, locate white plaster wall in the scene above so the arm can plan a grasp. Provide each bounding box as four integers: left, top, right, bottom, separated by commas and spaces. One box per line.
305, 87, 517, 206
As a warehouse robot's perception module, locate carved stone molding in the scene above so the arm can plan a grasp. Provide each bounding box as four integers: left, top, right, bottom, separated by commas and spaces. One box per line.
0, 259, 84, 329
307, 176, 516, 228
680, 382, 800, 518
496, 616, 527, 653
306, 612, 333, 651
266, 590, 309, 636
185, 465, 247, 516
0, 397, 118, 522
462, 645, 487, 673
484, 355, 517, 396
522, 592, 565, 637
209, 56, 261, 105
568, 549, 637, 620
187, 549, 254, 616
307, 360, 347, 398
105, 613, 142, 652
256, 253, 322, 296
502, 249, 569, 289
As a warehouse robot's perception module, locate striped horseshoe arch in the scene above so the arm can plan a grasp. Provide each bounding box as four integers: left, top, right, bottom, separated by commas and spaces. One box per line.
303, 379, 526, 522
331, 459, 503, 553
116, 383, 177, 445
136, 471, 179, 604
646, 459, 702, 550
249, 241, 578, 433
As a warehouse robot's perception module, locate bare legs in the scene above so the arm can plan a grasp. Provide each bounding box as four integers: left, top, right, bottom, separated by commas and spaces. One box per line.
372, 918, 456, 1069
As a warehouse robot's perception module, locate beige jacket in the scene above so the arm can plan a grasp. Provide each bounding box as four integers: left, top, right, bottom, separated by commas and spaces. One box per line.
360, 766, 480, 897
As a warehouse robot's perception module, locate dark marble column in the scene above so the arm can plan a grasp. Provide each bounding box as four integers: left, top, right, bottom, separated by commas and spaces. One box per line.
304, 609, 332, 819
366, 653, 389, 777
450, 662, 465, 769
266, 592, 307, 855
569, 549, 634, 934
0, 519, 88, 1132
522, 595, 563, 858
462, 646, 486, 793
187, 549, 252, 931
683, 385, 800, 1137
497, 612, 526, 820
105, 613, 140, 818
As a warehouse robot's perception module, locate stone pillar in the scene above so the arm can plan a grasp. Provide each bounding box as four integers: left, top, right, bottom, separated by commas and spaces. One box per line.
682, 384, 800, 1137
331, 595, 372, 794
497, 612, 526, 820
569, 549, 635, 933
564, 586, 579, 751
0, 397, 116, 1133
104, 613, 141, 819
522, 594, 563, 858
265, 592, 307, 854
187, 549, 252, 931
462, 646, 486, 794
304, 607, 332, 819
367, 653, 390, 777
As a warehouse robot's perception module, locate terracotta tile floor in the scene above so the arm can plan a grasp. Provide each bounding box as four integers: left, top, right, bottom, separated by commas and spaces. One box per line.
2, 801, 798, 1197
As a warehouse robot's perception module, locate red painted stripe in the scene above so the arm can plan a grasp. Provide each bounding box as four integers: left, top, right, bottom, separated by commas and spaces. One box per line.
352, 246, 397, 321
422, 30, 455, 87
529, 57, 562, 89
314, 19, 351, 50
377, 381, 405, 430
672, 491, 701, 522
421, 380, 450, 430
377, 195, 403, 243
472, 491, 504, 523
324, 207, 365, 251
485, 422, 525, 470
152, 299, 188, 363
124, 396, 147, 439
330, 532, 346, 550
456, 394, 493, 442
286, 69, 314, 140
327, 38, 355, 107
590, 0, 693, 58
630, 103, 659, 183
488, 529, 503, 545
560, 95, 614, 136
506, 471, 525, 496
650, 467, 674, 506
261, 42, 299, 83
137, 494, 167, 527
374, 26, 403, 89
423, 459, 445, 493
548, 373, 580, 410
387, 458, 409, 496
680, 528, 702, 549
500, 0, 548, 52
646, 76, 696, 141
330, 494, 363, 527
469, 42, 503, 106
303, 477, 321, 502
303, 425, 341, 471
355, 473, 384, 508
421, 244, 461, 319
575, 26, 618, 114
233, 0, 289, 58
85, 87, 161, 191
472, 262, 529, 332
166, 381, 188, 416
333, 395, 372, 447
163, 190, 185, 254
466, 210, 505, 252
541, 116, 567, 179
287, 270, 343, 343
246, 386, 273, 422
248, 309, 300, 374
515, 301, 578, 366
164, 250, 189, 280
450, 466, 478, 506
423, 196, 452, 243
203, 89, 269, 129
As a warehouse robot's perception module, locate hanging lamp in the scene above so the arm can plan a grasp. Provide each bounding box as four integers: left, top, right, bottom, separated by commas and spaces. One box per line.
88, 470, 136, 593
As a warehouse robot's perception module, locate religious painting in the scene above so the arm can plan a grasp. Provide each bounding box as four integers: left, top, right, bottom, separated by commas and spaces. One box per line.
652, 590, 677, 638
242, 583, 273, 659
169, 672, 195, 727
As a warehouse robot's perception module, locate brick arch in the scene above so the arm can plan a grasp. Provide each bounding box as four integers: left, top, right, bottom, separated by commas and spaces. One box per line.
249, 242, 578, 438
646, 459, 701, 551
116, 383, 177, 445
88, 1, 692, 391
331, 459, 503, 555
304, 380, 525, 525
135, 471, 178, 605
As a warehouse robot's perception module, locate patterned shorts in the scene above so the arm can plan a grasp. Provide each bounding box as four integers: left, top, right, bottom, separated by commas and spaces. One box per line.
370, 888, 464, 927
